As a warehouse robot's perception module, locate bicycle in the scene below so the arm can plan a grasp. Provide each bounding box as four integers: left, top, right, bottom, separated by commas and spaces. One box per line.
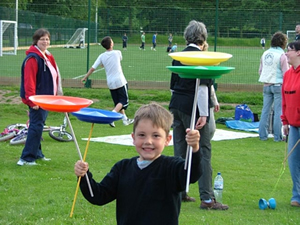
1, 116, 73, 145
45, 116, 74, 142
0, 123, 28, 142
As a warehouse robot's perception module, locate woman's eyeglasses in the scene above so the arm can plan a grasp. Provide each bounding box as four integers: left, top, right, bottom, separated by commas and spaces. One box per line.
39, 38, 50, 42
286, 49, 297, 52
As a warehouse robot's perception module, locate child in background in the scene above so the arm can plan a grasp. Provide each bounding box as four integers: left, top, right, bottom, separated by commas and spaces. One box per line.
74, 103, 201, 225
81, 36, 133, 127
170, 43, 178, 52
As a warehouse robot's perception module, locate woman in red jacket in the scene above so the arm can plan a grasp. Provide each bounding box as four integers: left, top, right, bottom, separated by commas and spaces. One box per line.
281, 41, 300, 207
17, 28, 63, 166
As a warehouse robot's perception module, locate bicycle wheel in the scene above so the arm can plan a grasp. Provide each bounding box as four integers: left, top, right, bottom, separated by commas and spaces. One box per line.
6, 124, 27, 130
0, 131, 16, 142
10, 132, 27, 145
49, 129, 73, 142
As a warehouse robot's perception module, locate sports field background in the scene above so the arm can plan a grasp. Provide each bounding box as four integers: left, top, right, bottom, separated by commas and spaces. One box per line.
0, 43, 276, 92
1, 4, 300, 92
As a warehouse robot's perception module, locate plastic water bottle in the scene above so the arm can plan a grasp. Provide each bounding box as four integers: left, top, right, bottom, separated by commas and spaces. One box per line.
214, 172, 223, 203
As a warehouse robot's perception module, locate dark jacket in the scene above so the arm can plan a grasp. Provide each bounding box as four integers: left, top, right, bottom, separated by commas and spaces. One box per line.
169, 45, 213, 118
79, 152, 201, 225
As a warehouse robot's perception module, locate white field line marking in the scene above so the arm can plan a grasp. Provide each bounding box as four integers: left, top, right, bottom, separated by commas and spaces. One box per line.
72, 68, 104, 79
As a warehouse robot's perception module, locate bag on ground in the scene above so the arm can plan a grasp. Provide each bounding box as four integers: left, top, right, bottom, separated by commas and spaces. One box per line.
234, 104, 254, 122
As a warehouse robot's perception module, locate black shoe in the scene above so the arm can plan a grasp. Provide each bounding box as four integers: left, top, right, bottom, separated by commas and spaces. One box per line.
182, 195, 196, 202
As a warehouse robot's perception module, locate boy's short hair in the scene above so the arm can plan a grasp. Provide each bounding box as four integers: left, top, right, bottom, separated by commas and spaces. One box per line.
32, 28, 50, 45
133, 103, 173, 136
101, 36, 112, 49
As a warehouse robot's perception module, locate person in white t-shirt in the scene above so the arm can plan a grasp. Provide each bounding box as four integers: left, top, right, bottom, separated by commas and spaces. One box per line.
260, 37, 266, 50
81, 36, 134, 127
258, 32, 288, 141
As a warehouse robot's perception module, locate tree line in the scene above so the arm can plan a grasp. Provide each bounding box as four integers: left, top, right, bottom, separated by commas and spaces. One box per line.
1, 0, 299, 22
1, 0, 300, 38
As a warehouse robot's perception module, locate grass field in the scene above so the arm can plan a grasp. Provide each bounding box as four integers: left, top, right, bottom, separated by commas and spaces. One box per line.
0, 86, 299, 224
0, 43, 264, 86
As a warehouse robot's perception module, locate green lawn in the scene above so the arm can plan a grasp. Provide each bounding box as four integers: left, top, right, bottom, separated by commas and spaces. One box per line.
0, 44, 264, 86
0, 87, 298, 224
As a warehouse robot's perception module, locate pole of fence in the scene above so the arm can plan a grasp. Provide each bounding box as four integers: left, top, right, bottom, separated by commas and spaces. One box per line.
213, 0, 219, 90
214, 0, 219, 52
85, 0, 92, 88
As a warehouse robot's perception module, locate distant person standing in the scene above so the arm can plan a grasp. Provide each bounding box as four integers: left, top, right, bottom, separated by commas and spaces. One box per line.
139, 32, 145, 50
199, 41, 220, 140
81, 36, 134, 127
208, 85, 220, 140
258, 32, 289, 142
151, 33, 157, 51
168, 33, 173, 46
295, 24, 300, 41
122, 33, 128, 50
260, 37, 266, 50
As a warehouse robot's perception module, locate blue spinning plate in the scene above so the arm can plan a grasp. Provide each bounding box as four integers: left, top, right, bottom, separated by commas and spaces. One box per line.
71, 108, 123, 124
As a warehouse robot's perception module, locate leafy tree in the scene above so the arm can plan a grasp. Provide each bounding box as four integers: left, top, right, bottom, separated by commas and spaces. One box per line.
1, 0, 300, 40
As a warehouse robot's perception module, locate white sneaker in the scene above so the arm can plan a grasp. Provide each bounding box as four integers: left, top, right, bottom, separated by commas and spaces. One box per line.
17, 159, 38, 166
123, 118, 134, 126
151, 47, 153, 50
40, 157, 51, 161
109, 122, 116, 128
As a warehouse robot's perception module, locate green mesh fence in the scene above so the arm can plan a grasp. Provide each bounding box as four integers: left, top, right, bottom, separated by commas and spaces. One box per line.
0, 5, 299, 91
0, 6, 97, 46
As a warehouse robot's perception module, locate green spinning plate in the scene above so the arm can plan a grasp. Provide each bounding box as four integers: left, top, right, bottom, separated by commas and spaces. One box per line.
166, 66, 235, 79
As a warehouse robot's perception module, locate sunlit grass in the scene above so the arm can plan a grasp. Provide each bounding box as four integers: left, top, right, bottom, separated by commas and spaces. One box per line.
0, 44, 265, 86
0, 87, 297, 224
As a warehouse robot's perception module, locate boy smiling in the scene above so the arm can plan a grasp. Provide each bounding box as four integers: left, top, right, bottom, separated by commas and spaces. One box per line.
74, 103, 201, 225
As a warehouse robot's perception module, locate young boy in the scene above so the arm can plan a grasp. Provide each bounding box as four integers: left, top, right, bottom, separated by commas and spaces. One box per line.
74, 103, 201, 225
151, 32, 157, 51
81, 36, 133, 127
170, 43, 178, 52
139, 32, 145, 50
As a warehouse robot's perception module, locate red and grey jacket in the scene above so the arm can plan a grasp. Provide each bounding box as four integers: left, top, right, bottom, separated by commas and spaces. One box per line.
20, 45, 62, 107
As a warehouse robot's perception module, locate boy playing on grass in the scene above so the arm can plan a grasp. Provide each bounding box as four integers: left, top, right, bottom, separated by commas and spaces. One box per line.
74, 103, 201, 225
170, 43, 178, 52
81, 36, 133, 127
